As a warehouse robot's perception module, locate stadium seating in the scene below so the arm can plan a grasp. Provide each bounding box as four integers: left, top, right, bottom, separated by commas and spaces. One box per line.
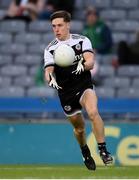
13, 76, 35, 88
15, 54, 41, 65
0, 55, 12, 65
96, 87, 115, 98
75, 0, 84, 9
0, 43, 26, 54
1, 65, 27, 76
98, 65, 115, 77
117, 87, 139, 98
99, 54, 114, 64
0, 0, 139, 101
112, 33, 128, 44
14, 33, 41, 44
103, 77, 130, 88
0, 21, 26, 33
117, 66, 139, 77
113, 20, 139, 32
112, 0, 138, 9
70, 20, 84, 33
0, 32, 12, 43
0, 86, 25, 97
27, 87, 56, 97
132, 78, 139, 87
28, 21, 52, 33
42, 33, 55, 44
85, 0, 111, 8
0, 9, 6, 19
0, 77, 11, 87
28, 43, 46, 54
29, 66, 40, 76
129, 10, 139, 20
0, 0, 11, 8
100, 10, 126, 21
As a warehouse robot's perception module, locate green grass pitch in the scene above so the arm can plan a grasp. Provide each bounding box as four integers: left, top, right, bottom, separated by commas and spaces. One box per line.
0, 165, 138, 179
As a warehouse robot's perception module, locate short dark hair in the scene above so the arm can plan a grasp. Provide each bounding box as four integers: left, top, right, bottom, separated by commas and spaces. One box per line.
50, 10, 71, 22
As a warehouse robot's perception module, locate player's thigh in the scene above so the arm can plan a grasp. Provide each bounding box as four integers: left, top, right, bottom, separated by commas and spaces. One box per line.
68, 113, 85, 129
80, 89, 98, 114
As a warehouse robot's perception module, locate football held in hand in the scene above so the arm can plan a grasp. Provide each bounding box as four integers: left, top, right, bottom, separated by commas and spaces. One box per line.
54, 44, 75, 67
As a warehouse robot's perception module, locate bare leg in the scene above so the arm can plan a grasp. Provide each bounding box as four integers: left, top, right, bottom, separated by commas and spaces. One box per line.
68, 112, 96, 170
68, 113, 86, 147
80, 89, 113, 165
80, 89, 105, 143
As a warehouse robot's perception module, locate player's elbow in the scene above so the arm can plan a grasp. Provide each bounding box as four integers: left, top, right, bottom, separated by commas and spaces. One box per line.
90, 62, 94, 70
84, 60, 94, 70
84, 64, 92, 71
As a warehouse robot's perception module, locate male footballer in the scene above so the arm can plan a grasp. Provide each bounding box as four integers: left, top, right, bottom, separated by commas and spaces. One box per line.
44, 10, 113, 170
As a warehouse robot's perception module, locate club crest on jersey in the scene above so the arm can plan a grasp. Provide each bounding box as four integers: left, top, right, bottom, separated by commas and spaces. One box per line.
64, 105, 71, 111
75, 44, 81, 50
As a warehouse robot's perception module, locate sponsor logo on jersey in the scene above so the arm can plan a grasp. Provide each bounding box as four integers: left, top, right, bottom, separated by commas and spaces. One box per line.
73, 54, 83, 63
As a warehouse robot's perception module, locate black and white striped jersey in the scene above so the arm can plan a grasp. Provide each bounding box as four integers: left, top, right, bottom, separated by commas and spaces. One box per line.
44, 34, 94, 95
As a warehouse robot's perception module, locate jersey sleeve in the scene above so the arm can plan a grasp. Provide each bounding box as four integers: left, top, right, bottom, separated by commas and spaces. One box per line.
82, 37, 94, 54
44, 48, 55, 68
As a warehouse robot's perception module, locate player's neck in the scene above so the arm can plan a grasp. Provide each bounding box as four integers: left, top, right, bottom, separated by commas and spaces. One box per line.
65, 33, 70, 40
58, 33, 71, 41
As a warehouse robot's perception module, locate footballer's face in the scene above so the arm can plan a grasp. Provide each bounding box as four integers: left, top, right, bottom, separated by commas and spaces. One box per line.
52, 18, 70, 41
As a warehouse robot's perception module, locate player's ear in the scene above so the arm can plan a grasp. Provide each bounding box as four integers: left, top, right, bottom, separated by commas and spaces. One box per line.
67, 22, 70, 30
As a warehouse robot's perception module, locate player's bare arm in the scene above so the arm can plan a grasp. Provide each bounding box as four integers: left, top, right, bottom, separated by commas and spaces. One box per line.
83, 51, 95, 71
44, 66, 54, 83
72, 51, 95, 75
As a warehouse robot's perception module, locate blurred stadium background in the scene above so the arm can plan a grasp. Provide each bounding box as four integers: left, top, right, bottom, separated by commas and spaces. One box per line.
0, 0, 139, 178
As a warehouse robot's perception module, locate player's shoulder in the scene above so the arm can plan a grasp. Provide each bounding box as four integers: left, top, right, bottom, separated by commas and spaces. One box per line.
46, 38, 58, 51
71, 34, 86, 40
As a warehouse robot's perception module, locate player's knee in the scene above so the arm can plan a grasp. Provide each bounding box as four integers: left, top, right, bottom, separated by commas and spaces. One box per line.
69, 115, 79, 122
74, 127, 85, 136
88, 108, 99, 121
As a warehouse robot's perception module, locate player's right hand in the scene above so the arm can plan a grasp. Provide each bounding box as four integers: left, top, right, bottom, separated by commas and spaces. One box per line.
49, 73, 62, 90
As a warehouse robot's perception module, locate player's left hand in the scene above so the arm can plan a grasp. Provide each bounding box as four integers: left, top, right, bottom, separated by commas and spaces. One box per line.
72, 57, 85, 75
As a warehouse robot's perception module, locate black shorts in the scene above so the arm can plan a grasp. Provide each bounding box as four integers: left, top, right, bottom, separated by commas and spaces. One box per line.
58, 85, 94, 116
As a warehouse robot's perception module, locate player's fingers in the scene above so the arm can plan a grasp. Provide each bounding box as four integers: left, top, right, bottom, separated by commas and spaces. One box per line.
75, 71, 80, 75
72, 70, 76, 74
58, 85, 62, 89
